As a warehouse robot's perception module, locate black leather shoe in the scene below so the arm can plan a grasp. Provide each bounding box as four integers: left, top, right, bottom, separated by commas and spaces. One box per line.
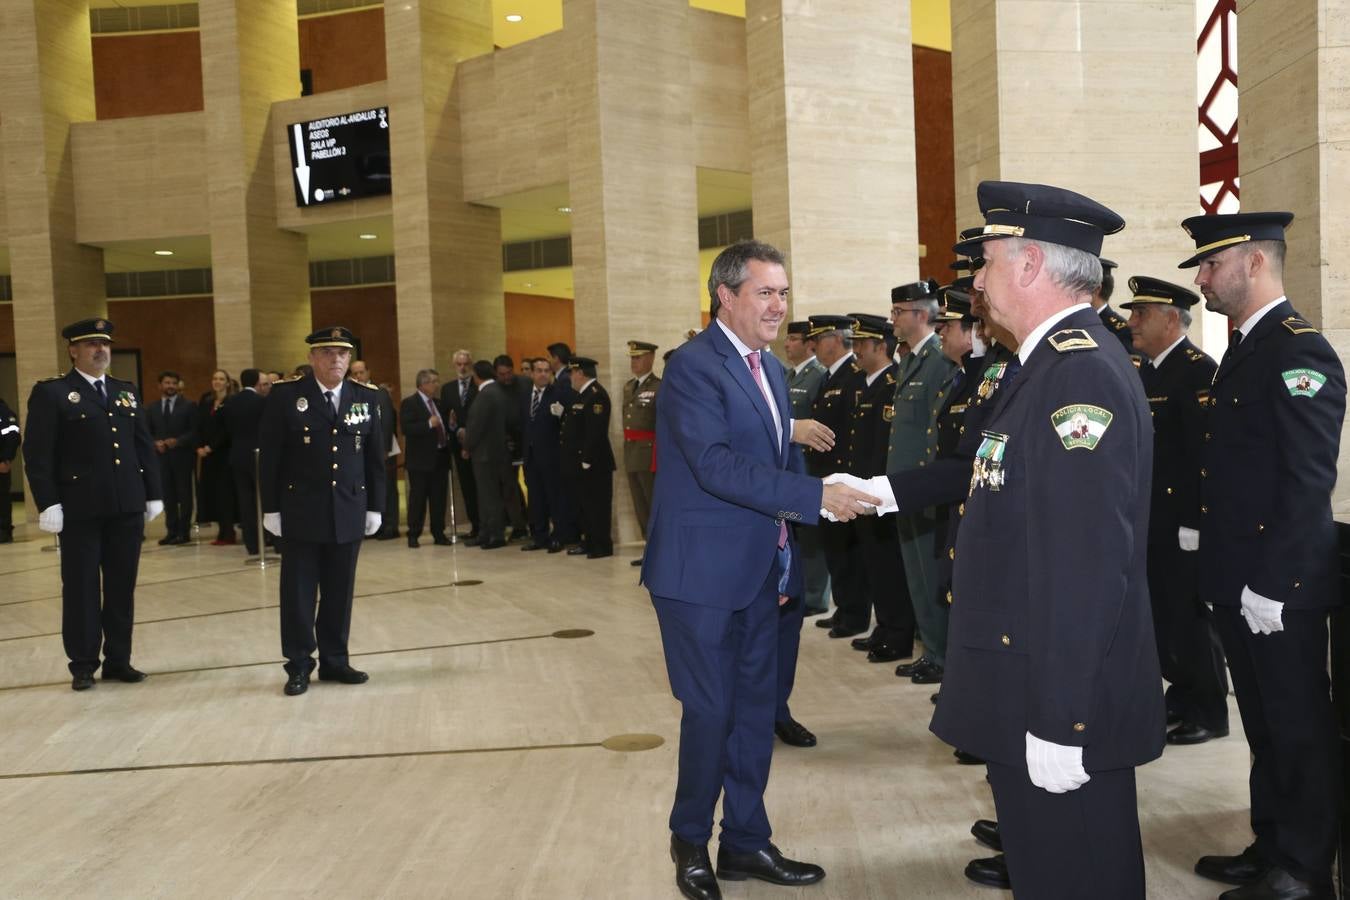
868, 643, 913, 663
911, 661, 944, 684
965, 854, 1011, 889
971, 819, 1002, 852
716, 843, 824, 886
587, 549, 613, 559
462, 536, 480, 547
375, 530, 399, 541
566, 545, 589, 556
547, 542, 563, 553
671, 835, 721, 900
479, 539, 507, 550
631, 557, 644, 567
1220, 868, 1334, 900
954, 749, 985, 765
805, 606, 830, 617
850, 630, 882, 651
407, 537, 420, 548
828, 624, 865, 639
774, 718, 817, 747
1167, 711, 1184, 729
284, 671, 309, 696
521, 542, 546, 551
158, 536, 175, 545
318, 665, 369, 684
814, 614, 836, 629
894, 657, 930, 677
433, 536, 452, 546
1167, 722, 1229, 745
101, 664, 146, 683
71, 672, 95, 691
1197, 846, 1272, 886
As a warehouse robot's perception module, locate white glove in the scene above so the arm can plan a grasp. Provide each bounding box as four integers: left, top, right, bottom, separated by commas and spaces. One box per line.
38, 503, 64, 534
145, 500, 164, 523
1026, 731, 1090, 794
1178, 526, 1199, 552
364, 512, 382, 536
549, 402, 563, 417
822, 473, 894, 515
263, 512, 282, 537
1240, 585, 1284, 635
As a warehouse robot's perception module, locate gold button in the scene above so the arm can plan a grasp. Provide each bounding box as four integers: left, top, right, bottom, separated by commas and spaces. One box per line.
946, 591, 953, 605
948, 547, 955, 560
1257, 523, 1264, 533
1000, 634, 1011, 646
304, 426, 310, 432
1200, 468, 1207, 478
113, 442, 120, 449
331, 480, 337, 487
1073, 722, 1086, 733
1201, 505, 1208, 514
926, 428, 932, 435
111, 426, 118, 433
1204, 432, 1211, 441
332, 429, 337, 435
958, 503, 965, 515
332, 446, 338, 452
1294, 581, 1301, 588
959, 426, 965, 434
919, 461, 925, 467
1232, 397, 1238, 405
114, 458, 120, 465
1166, 487, 1173, 495
332, 463, 338, 469
72, 475, 78, 481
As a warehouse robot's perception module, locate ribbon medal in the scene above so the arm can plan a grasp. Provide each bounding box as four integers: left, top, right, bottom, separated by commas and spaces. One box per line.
970, 430, 1009, 493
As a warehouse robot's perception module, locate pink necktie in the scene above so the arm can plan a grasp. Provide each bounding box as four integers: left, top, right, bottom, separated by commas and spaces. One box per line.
747, 351, 789, 550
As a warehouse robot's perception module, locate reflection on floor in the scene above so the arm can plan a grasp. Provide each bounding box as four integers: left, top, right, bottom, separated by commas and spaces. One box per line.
0, 524, 1252, 898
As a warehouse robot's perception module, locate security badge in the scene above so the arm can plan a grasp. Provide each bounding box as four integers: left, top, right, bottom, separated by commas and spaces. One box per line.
1051, 404, 1113, 451
1283, 368, 1327, 398
296, 397, 309, 412
976, 362, 1008, 401
67, 391, 80, 403
970, 430, 1009, 493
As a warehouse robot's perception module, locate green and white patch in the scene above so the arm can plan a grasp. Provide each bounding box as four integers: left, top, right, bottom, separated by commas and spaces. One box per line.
1051, 404, 1113, 451
1282, 368, 1327, 398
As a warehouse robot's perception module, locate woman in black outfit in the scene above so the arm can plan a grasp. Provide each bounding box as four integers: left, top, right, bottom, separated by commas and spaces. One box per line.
196, 369, 237, 545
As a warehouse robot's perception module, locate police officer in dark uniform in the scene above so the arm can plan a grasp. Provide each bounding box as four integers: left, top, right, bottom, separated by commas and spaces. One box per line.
1181, 213, 1346, 900
1092, 258, 1134, 352
1119, 276, 1229, 747
259, 326, 386, 696
920, 183, 1162, 898
803, 315, 866, 638
0, 396, 20, 542
22, 318, 164, 690
560, 356, 615, 559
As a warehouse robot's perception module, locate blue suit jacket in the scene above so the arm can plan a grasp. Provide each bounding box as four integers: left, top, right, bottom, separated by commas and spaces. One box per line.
521, 382, 563, 468
641, 323, 821, 609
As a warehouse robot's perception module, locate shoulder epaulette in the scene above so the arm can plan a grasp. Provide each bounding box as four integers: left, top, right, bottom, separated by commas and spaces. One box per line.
1111, 318, 1128, 331
885, 372, 896, 385
278, 375, 303, 383
1282, 316, 1319, 335
350, 379, 380, 390
1047, 329, 1098, 353
1185, 347, 1206, 363
1129, 355, 1142, 369
37, 375, 63, 383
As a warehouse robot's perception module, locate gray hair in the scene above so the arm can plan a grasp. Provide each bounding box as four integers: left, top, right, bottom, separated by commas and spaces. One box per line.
1177, 306, 1193, 329
452, 349, 471, 363
1004, 237, 1102, 298
416, 368, 440, 386
912, 298, 940, 321
708, 239, 787, 319
821, 329, 852, 349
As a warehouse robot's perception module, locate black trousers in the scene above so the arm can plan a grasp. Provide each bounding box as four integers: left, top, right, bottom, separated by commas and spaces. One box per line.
60, 512, 144, 675
232, 465, 259, 555
1213, 605, 1339, 886
473, 457, 523, 542
1147, 542, 1228, 729
0, 467, 11, 536
279, 537, 360, 674
524, 457, 561, 543
855, 515, 913, 652
577, 466, 612, 554
160, 453, 194, 540
380, 457, 400, 536
406, 461, 449, 539
452, 450, 479, 533
988, 761, 1145, 899
775, 591, 805, 722
820, 519, 868, 631
558, 471, 583, 544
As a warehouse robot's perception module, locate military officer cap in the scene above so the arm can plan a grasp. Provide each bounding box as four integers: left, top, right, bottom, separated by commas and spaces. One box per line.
807, 314, 855, 338
306, 325, 357, 349
935, 277, 978, 322
1177, 210, 1294, 268
847, 313, 890, 341
1099, 257, 1118, 271
786, 321, 812, 337
627, 340, 658, 356
1119, 275, 1200, 310
62, 318, 115, 343
952, 181, 1125, 257
571, 356, 599, 369
891, 279, 941, 304
950, 227, 987, 272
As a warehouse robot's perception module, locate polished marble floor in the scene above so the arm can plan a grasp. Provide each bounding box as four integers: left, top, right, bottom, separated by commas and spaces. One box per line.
0, 515, 1250, 898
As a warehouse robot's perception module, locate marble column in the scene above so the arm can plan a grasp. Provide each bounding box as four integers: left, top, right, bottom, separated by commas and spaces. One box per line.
950, 0, 1196, 334
1236, 0, 1350, 513
383, 1, 502, 390
565, 0, 702, 544
199, 0, 310, 375
746, 0, 919, 320
0, 0, 106, 389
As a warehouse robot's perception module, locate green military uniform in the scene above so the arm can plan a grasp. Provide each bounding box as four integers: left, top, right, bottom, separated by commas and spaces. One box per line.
622, 340, 660, 539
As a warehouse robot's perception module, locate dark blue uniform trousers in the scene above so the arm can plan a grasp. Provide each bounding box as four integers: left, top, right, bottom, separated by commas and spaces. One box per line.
775, 591, 805, 723
279, 537, 360, 675
988, 761, 1145, 899
60, 512, 144, 674
654, 570, 780, 853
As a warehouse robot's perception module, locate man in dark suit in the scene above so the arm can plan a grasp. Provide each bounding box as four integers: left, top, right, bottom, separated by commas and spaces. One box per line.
441, 349, 479, 541
493, 354, 530, 540
847, 183, 1163, 898
219, 368, 270, 556
559, 356, 616, 559
0, 396, 21, 543
546, 342, 581, 546
350, 359, 399, 540
642, 240, 879, 900
1091, 258, 1133, 352
1120, 276, 1229, 747
22, 318, 163, 690
1182, 213, 1346, 900
259, 326, 386, 696
460, 359, 516, 550
146, 370, 197, 545
521, 358, 565, 552
400, 368, 452, 547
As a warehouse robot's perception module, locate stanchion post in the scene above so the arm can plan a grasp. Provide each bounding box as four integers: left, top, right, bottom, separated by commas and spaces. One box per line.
245, 447, 279, 567
445, 450, 458, 544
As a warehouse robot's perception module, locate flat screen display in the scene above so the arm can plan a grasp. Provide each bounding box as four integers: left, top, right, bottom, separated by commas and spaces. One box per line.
287, 107, 391, 207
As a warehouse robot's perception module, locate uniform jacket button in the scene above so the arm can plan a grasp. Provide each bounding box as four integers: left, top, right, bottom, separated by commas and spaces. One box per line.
1073, 722, 1086, 733
1000, 634, 1011, 646
1257, 523, 1264, 533
1165, 487, 1173, 495
948, 547, 955, 560
958, 503, 964, 516
1294, 581, 1301, 588
1201, 505, 1208, 514
946, 591, 953, 605
1200, 468, 1207, 478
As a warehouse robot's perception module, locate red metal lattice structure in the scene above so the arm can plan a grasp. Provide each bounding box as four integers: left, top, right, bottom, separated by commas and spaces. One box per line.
1198, 0, 1239, 213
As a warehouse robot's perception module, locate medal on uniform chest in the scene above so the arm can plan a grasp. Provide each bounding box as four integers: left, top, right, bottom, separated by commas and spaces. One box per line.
296, 397, 309, 412
976, 362, 1007, 401
354, 434, 362, 450
970, 430, 1009, 494
67, 391, 80, 404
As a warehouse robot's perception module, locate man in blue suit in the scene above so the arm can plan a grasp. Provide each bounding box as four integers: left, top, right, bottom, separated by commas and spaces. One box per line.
520, 358, 565, 551
642, 239, 879, 900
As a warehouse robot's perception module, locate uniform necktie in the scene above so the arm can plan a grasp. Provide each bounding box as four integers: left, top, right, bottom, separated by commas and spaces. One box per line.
94, 380, 107, 409
747, 351, 788, 550
426, 394, 446, 448
324, 390, 337, 418
1221, 329, 1242, 368
531, 387, 542, 419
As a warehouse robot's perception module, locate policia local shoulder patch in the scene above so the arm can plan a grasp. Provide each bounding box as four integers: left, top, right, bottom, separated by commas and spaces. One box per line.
1283, 368, 1327, 398
1051, 404, 1113, 450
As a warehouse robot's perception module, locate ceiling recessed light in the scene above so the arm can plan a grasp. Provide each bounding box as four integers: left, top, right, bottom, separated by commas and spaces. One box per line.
358, 233, 378, 240
524, 282, 535, 288
153, 250, 174, 256
505, 13, 523, 22
556, 206, 571, 214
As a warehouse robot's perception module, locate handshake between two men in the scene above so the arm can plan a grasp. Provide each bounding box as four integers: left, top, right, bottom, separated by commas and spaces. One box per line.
789, 418, 889, 523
